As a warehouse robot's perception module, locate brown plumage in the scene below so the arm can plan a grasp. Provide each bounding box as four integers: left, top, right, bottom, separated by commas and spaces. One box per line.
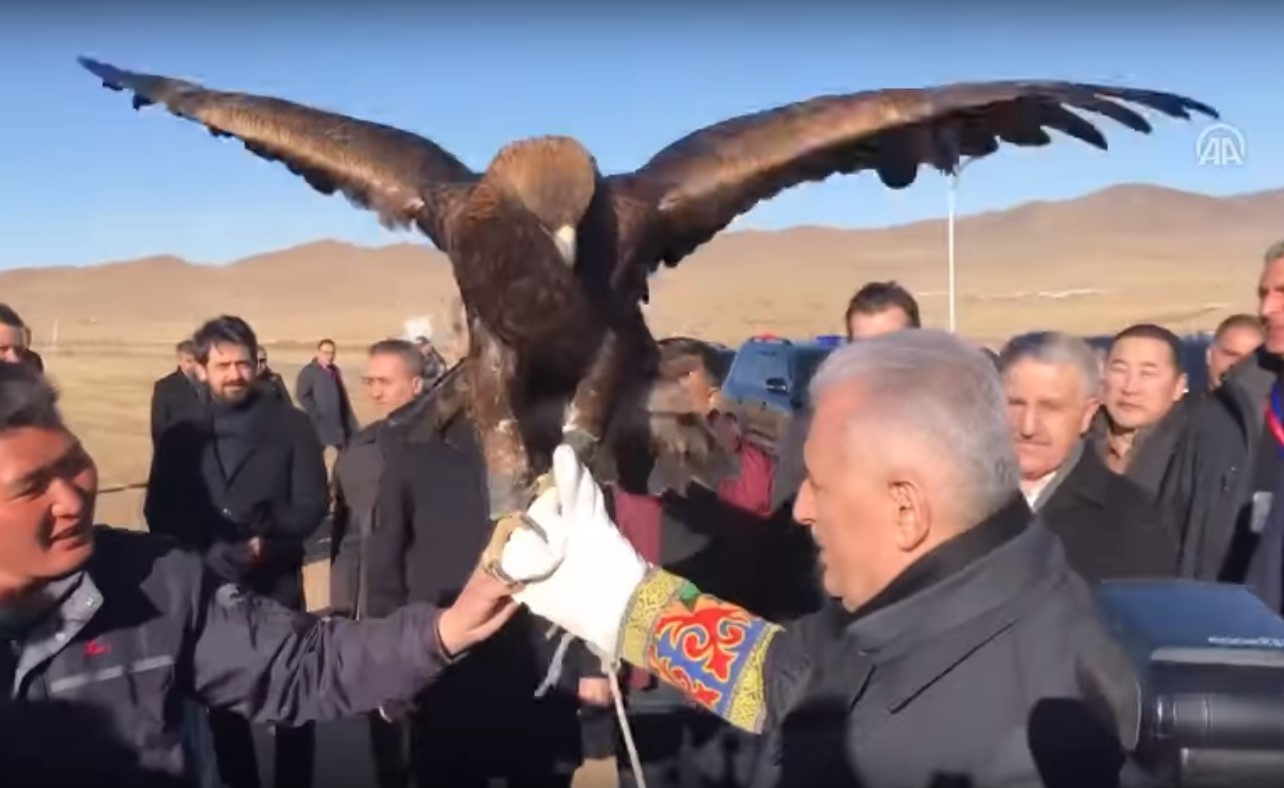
78, 57, 1218, 543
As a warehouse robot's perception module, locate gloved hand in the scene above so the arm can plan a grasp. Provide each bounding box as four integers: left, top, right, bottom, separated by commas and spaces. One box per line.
499, 444, 650, 661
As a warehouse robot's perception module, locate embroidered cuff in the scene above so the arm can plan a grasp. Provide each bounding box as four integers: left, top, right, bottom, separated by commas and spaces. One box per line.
617, 567, 781, 733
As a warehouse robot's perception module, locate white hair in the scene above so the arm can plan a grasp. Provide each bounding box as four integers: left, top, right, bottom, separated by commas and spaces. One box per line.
1264, 239, 1284, 266
809, 329, 1020, 524
997, 331, 1101, 400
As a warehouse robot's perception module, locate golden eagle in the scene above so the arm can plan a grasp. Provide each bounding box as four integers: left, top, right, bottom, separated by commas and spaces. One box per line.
79, 56, 1216, 566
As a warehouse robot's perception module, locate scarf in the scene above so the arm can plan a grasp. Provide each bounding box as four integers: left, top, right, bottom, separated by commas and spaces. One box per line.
208, 392, 259, 480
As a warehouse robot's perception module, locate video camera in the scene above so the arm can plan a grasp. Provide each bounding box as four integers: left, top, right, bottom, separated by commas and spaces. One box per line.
1095, 580, 1284, 787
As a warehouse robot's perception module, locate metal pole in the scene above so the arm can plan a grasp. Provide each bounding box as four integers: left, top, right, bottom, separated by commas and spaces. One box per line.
946, 158, 977, 334
947, 174, 957, 333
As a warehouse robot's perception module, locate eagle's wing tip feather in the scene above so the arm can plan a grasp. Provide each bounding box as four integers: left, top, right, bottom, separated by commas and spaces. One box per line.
77, 55, 110, 77
77, 55, 126, 91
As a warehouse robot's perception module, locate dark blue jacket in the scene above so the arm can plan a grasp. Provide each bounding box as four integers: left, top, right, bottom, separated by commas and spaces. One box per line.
2, 526, 452, 787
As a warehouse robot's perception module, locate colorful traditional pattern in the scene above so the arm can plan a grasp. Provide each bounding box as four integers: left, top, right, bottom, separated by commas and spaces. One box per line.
618, 568, 783, 733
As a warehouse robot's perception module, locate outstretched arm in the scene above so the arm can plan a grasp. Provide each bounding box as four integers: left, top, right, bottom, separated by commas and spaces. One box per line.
617, 567, 785, 733
503, 444, 796, 735
191, 577, 453, 725
190, 558, 517, 726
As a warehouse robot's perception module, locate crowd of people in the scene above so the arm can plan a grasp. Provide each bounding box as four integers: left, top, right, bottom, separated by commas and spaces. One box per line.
1, 237, 1283, 788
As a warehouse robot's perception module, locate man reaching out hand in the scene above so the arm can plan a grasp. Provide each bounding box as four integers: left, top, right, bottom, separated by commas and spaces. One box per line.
0, 362, 518, 787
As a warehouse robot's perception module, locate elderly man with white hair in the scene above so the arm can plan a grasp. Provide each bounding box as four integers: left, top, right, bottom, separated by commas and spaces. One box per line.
999, 331, 1177, 582
497, 329, 1137, 788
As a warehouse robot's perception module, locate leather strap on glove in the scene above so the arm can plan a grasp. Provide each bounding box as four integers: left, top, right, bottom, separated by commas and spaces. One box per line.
498, 444, 650, 660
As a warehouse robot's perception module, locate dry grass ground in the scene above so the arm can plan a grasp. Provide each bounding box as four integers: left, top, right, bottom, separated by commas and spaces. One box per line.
11, 182, 1283, 787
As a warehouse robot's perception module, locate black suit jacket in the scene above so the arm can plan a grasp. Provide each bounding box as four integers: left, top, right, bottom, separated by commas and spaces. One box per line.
1039, 447, 1179, 582
366, 394, 589, 772
143, 391, 329, 606
149, 368, 204, 447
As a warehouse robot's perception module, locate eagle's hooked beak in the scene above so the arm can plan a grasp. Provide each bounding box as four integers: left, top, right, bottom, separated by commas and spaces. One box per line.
552, 225, 577, 266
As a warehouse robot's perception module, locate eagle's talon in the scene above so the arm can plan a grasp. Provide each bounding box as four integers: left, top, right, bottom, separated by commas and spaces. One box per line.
478, 475, 556, 582
480, 513, 527, 583
532, 471, 556, 498
562, 427, 601, 465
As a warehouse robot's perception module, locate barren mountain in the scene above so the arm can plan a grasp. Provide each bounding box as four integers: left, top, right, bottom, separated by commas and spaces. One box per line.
6, 183, 1282, 350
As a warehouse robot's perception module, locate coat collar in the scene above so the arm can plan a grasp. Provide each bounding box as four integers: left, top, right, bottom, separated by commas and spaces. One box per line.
827, 496, 1067, 712
1217, 346, 1281, 440
385, 393, 433, 432
10, 569, 102, 696
164, 367, 201, 393
397, 366, 477, 451
1039, 444, 1112, 518
838, 494, 1032, 633
343, 396, 430, 449
1029, 439, 1085, 512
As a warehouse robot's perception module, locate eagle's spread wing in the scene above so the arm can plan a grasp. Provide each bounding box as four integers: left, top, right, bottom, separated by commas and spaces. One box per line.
611, 81, 1217, 269
79, 57, 478, 249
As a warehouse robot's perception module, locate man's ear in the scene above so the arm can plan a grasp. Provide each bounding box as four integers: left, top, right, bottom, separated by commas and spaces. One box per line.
1079, 397, 1100, 436
194, 365, 208, 383
888, 479, 931, 552
411, 376, 425, 397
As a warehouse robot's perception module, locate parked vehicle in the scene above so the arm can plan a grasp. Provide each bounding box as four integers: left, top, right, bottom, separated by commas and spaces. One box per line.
720, 334, 840, 446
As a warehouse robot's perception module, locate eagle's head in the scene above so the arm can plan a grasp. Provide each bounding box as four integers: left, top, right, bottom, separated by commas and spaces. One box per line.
487, 136, 598, 266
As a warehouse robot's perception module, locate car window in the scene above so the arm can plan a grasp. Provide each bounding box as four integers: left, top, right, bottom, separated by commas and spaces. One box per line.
1181, 338, 1209, 392
758, 347, 789, 383
727, 346, 763, 391
714, 348, 736, 379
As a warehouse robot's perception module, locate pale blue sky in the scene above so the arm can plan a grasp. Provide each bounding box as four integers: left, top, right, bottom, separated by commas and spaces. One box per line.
1, 3, 1278, 269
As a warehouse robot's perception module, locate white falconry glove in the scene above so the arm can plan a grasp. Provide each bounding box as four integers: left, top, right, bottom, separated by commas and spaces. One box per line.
498, 444, 650, 661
